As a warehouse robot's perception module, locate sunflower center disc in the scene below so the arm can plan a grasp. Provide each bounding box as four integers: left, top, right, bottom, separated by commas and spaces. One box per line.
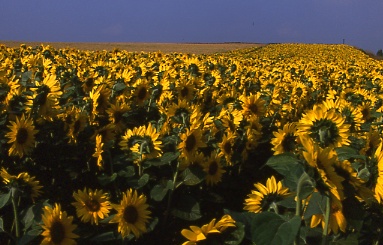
50, 221, 66, 244
123, 205, 139, 224
16, 128, 29, 144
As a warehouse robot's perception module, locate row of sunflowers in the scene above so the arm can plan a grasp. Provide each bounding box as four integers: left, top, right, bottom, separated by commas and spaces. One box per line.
1, 43, 383, 244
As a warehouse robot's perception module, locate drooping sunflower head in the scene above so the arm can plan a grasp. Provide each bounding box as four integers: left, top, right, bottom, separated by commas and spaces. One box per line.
41, 203, 79, 245
5, 114, 38, 158
110, 189, 151, 239
72, 188, 112, 225
0, 168, 43, 202
300, 137, 345, 202
244, 176, 290, 213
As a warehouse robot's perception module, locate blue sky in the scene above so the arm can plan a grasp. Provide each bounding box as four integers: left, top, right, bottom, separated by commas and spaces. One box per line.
1, 0, 382, 52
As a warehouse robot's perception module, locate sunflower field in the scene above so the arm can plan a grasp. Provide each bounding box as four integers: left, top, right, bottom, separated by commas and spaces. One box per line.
1, 43, 383, 245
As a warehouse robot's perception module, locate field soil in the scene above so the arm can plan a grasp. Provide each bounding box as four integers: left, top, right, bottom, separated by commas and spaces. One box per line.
1, 41, 264, 54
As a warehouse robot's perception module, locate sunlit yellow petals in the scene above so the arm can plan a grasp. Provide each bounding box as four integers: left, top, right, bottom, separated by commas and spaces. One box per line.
72, 188, 111, 225
6, 114, 38, 157
244, 176, 290, 213
41, 203, 79, 245
109, 189, 151, 239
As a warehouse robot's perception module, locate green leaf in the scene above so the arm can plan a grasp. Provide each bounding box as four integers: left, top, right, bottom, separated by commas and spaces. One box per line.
357, 168, 370, 182
303, 191, 327, 219
0, 191, 11, 208
137, 173, 149, 188
0, 217, 3, 232
97, 173, 117, 186
22, 199, 49, 230
113, 82, 127, 92
145, 152, 180, 166
18, 226, 43, 245
171, 195, 202, 221
266, 153, 304, 191
180, 166, 205, 186
297, 172, 315, 200
150, 180, 173, 201
224, 210, 257, 240
335, 146, 366, 161
21, 70, 32, 83
250, 212, 301, 245
90, 231, 117, 242
223, 221, 245, 245
117, 166, 136, 178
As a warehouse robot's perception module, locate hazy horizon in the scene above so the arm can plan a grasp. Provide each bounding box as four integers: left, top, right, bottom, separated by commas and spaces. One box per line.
1, 0, 382, 53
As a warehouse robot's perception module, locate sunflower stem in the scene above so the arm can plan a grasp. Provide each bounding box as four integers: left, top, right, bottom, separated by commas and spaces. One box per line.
322, 193, 331, 245
295, 194, 302, 245
138, 141, 147, 176
10, 188, 20, 241
164, 160, 180, 224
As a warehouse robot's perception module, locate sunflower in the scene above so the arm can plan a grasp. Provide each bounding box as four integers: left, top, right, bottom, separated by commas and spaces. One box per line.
106, 101, 130, 133
358, 101, 373, 122
120, 125, 144, 153
244, 176, 290, 213
92, 124, 116, 144
179, 151, 205, 171
181, 214, 236, 245
129, 123, 162, 160
360, 129, 381, 157
240, 92, 266, 119
298, 104, 350, 148
202, 152, 225, 186
218, 131, 236, 166
374, 142, 383, 203
333, 159, 374, 204
133, 78, 150, 106
25, 74, 62, 120
67, 110, 87, 144
178, 128, 207, 160
300, 137, 345, 202
271, 122, 299, 155
176, 79, 195, 101
218, 106, 243, 133
109, 189, 151, 239
165, 99, 201, 128
41, 203, 79, 245
6, 114, 38, 157
72, 188, 112, 225
89, 84, 111, 116
0, 168, 43, 202
93, 135, 104, 169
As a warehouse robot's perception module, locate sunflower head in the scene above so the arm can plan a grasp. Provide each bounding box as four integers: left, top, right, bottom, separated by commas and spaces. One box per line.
5, 114, 38, 158
0, 168, 42, 202
202, 152, 226, 186
41, 203, 79, 245
110, 189, 151, 239
244, 176, 290, 213
72, 188, 112, 225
